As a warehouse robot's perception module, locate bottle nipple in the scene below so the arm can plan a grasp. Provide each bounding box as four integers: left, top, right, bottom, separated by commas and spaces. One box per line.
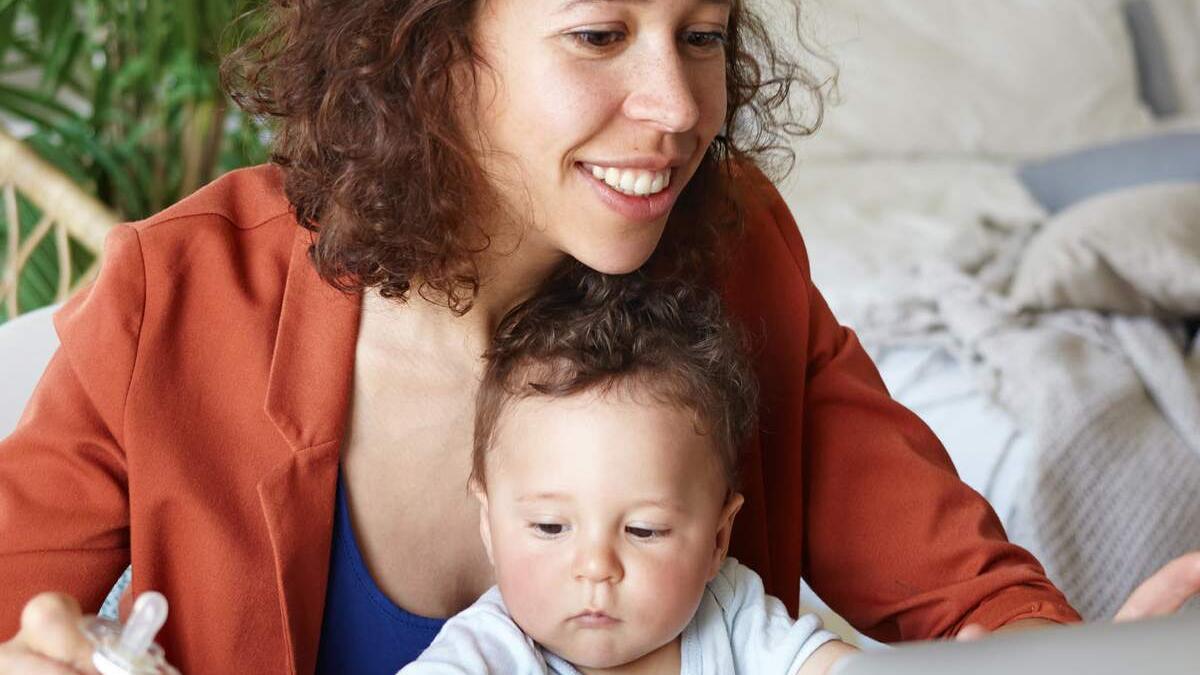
82, 590, 179, 675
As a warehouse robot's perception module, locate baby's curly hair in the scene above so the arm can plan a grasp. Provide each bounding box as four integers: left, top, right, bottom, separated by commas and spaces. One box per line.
472, 264, 759, 491
221, 0, 824, 313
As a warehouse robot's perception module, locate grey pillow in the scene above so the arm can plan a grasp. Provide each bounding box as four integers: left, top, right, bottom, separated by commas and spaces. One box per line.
1018, 131, 1200, 213
1010, 182, 1200, 316
1126, 0, 1182, 116
1123, 0, 1200, 117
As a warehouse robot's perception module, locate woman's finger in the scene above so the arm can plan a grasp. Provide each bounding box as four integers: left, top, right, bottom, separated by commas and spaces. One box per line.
1113, 551, 1200, 622
15, 593, 96, 673
0, 643, 85, 675
954, 623, 990, 641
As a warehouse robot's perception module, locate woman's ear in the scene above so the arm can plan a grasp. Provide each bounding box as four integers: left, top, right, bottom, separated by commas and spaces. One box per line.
709, 491, 745, 579
471, 480, 496, 565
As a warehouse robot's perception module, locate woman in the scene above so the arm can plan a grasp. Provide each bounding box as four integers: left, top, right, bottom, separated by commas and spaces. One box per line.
1, 1, 1197, 673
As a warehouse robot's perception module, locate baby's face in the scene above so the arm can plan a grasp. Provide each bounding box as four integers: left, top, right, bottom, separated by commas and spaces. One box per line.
477, 388, 741, 671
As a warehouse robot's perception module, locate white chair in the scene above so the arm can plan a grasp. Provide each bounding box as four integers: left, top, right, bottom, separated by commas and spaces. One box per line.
0, 304, 59, 436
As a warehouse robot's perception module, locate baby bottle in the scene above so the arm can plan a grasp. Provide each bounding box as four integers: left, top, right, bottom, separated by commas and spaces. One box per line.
80, 591, 179, 675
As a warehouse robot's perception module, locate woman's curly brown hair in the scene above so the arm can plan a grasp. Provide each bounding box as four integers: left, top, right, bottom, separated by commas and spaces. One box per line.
471, 263, 759, 491
222, 1, 824, 312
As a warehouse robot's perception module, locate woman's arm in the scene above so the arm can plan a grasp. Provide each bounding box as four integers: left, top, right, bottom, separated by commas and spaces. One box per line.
957, 551, 1200, 640
0, 227, 143, 653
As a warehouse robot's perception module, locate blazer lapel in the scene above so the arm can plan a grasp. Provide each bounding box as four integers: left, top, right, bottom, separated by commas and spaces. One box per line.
259, 225, 361, 675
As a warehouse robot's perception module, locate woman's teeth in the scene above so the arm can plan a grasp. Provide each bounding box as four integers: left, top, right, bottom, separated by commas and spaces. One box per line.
585, 164, 671, 197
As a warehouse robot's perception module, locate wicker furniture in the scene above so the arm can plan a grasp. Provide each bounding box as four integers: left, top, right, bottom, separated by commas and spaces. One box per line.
0, 127, 118, 319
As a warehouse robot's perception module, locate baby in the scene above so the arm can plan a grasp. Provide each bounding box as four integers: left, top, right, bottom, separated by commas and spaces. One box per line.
400, 268, 850, 674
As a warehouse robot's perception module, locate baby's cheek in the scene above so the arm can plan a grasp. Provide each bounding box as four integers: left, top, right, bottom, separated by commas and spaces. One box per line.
634, 555, 710, 637
495, 545, 562, 638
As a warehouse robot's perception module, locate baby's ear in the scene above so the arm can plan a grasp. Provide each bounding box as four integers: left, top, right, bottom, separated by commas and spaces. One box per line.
709, 492, 745, 579
471, 480, 496, 565
468, 476, 486, 502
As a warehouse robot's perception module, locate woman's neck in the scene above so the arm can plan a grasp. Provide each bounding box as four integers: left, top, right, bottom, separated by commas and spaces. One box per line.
361, 232, 566, 360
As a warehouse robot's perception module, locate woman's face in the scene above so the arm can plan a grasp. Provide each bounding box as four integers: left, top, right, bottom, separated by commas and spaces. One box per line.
468, 0, 730, 274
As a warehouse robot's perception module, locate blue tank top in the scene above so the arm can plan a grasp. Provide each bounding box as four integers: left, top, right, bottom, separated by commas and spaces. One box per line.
315, 471, 447, 674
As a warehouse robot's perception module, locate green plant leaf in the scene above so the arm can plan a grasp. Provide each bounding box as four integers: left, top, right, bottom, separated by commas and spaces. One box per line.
0, 81, 82, 121
42, 26, 86, 95
24, 131, 91, 185
33, 0, 73, 62
0, 2, 20, 60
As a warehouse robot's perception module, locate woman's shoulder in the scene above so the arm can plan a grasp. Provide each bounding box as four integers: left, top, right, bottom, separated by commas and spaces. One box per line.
109, 163, 302, 303
54, 164, 306, 373
716, 160, 816, 327
725, 159, 813, 281
129, 163, 296, 241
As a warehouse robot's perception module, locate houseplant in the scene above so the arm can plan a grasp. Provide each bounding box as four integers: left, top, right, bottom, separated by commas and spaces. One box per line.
0, 0, 270, 320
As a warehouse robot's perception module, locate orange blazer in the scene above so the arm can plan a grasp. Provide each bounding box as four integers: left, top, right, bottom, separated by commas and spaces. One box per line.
0, 164, 1079, 673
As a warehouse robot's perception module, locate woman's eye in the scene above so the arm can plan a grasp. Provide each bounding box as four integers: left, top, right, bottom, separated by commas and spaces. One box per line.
571, 30, 626, 49
532, 523, 567, 537
684, 31, 727, 50
626, 526, 669, 540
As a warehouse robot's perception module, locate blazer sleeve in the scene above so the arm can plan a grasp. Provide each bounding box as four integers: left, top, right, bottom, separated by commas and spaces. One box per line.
0, 225, 143, 636
746, 174, 1082, 641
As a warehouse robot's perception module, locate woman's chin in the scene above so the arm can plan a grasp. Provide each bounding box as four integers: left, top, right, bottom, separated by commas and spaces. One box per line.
572, 253, 652, 276
566, 236, 662, 276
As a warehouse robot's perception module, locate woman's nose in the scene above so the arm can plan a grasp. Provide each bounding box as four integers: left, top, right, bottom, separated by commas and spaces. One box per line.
573, 539, 625, 585
622, 49, 702, 133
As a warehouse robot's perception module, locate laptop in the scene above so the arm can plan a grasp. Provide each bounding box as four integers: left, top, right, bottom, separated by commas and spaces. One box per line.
831, 611, 1200, 675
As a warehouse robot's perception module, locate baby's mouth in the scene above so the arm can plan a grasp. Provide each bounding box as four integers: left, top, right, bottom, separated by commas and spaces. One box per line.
570, 609, 620, 626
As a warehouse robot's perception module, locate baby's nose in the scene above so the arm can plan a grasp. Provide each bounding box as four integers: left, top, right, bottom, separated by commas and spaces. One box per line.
572, 539, 625, 585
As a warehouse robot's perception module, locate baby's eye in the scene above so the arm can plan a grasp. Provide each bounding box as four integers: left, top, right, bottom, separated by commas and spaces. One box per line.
626, 526, 669, 540
531, 522, 567, 537
571, 30, 626, 49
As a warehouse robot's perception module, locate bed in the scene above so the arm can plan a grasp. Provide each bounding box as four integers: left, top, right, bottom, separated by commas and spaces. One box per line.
773, 0, 1200, 633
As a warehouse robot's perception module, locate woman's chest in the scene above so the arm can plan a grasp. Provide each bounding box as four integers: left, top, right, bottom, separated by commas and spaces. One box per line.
339, 367, 495, 619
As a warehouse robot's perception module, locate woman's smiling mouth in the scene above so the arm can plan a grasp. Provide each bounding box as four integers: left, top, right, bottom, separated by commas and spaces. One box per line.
581, 163, 672, 197
575, 161, 684, 222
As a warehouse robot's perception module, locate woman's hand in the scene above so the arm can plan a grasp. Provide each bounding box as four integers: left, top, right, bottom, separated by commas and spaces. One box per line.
957, 551, 1200, 641
0, 593, 98, 674
1112, 551, 1200, 622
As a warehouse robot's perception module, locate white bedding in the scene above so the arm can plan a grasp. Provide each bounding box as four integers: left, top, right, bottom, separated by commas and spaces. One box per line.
781, 148, 1200, 623
778, 159, 1045, 570
779, 159, 1045, 328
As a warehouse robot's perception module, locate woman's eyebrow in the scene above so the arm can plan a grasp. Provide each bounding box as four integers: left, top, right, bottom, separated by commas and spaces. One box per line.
557, 0, 730, 14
